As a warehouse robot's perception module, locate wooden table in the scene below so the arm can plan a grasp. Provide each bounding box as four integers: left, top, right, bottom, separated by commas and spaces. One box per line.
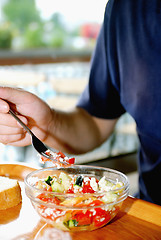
0, 163, 161, 240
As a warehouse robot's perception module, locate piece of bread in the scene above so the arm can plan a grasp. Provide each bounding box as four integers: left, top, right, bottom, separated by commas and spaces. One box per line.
0, 176, 22, 210
0, 202, 22, 224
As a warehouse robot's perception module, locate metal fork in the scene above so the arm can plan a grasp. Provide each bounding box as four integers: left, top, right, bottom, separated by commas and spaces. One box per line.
9, 108, 68, 165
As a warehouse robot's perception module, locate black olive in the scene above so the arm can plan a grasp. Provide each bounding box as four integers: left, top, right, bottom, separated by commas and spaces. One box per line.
75, 175, 83, 186
45, 175, 53, 186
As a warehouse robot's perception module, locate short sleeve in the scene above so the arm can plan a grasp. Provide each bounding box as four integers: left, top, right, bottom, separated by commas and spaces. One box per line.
76, 3, 125, 119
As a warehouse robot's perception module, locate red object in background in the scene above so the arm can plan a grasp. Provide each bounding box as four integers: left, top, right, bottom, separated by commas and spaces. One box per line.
80, 23, 101, 39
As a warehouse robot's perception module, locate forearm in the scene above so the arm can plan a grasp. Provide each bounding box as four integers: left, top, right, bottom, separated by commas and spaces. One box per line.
0, 86, 118, 154
45, 107, 118, 154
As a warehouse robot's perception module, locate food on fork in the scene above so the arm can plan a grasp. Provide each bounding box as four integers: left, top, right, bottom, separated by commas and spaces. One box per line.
40, 150, 75, 167
0, 176, 22, 210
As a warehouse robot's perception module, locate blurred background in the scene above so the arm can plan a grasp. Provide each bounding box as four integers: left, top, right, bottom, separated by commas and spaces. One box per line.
0, 0, 139, 196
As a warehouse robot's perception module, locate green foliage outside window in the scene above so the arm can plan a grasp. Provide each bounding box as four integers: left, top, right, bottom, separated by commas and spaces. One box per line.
1, 0, 77, 49
23, 23, 46, 48
0, 0, 94, 50
2, 0, 41, 33
0, 24, 13, 49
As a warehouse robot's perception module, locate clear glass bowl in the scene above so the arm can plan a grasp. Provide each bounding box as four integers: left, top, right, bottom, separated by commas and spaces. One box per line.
24, 165, 129, 232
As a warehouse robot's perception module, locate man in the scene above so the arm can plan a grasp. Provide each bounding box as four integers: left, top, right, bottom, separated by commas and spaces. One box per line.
0, 0, 161, 205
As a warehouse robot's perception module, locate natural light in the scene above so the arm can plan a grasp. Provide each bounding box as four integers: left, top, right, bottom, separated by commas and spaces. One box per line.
35, 0, 107, 25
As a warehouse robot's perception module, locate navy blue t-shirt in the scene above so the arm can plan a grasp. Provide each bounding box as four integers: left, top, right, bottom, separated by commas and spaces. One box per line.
77, 0, 161, 205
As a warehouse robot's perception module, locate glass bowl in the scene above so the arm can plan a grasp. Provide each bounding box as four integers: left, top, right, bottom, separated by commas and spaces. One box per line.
24, 165, 129, 232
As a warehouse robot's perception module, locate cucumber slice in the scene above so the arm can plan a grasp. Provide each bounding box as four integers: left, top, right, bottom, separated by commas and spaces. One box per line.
59, 172, 71, 191
102, 192, 118, 203
98, 176, 114, 191
64, 219, 78, 228
51, 181, 64, 192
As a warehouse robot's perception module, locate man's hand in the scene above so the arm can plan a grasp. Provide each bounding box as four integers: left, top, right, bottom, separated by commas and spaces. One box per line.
0, 87, 118, 154
0, 87, 53, 146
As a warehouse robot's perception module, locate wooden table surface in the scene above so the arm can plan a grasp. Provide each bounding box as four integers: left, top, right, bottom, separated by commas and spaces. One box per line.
0, 163, 161, 240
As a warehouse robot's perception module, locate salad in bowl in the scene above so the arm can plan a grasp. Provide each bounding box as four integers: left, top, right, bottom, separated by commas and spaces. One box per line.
25, 165, 129, 231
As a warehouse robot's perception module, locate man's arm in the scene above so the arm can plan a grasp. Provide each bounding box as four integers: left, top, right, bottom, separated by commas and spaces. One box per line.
46, 107, 118, 154
0, 87, 118, 154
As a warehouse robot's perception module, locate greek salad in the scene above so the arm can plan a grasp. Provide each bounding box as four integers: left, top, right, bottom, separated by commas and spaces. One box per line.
34, 171, 124, 231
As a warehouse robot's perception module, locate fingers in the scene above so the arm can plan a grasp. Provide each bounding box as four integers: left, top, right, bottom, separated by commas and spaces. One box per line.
0, 125, 26, 135
0, 87, 36, 116
0, 113, 28, 127
0, 99, 10, 113
0, 86, 27, 104
0, 124, 26, 145
8, 134, 32, 147
0, 112, 29, 145
0, 133, 26, 145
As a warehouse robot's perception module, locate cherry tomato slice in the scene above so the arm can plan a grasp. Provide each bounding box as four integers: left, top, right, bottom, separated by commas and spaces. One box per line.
37, 193, 61, 205
66, 183, 75, 193
67, 157, 75, 164
93, 208, 111, 227
57, 151, 66, 158
82, 180, 95, 193
73, 210, 92, 226
87, 199, 104, 207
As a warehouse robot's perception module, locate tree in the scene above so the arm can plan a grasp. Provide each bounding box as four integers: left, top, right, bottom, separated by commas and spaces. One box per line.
23, 23, 46, 48
0, 23, 13, 49
48, 13, 67, 48
2, 0, 41, 32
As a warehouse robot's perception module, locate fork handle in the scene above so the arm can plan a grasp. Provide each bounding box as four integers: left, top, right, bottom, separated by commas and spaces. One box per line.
9, 109, 34, 137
